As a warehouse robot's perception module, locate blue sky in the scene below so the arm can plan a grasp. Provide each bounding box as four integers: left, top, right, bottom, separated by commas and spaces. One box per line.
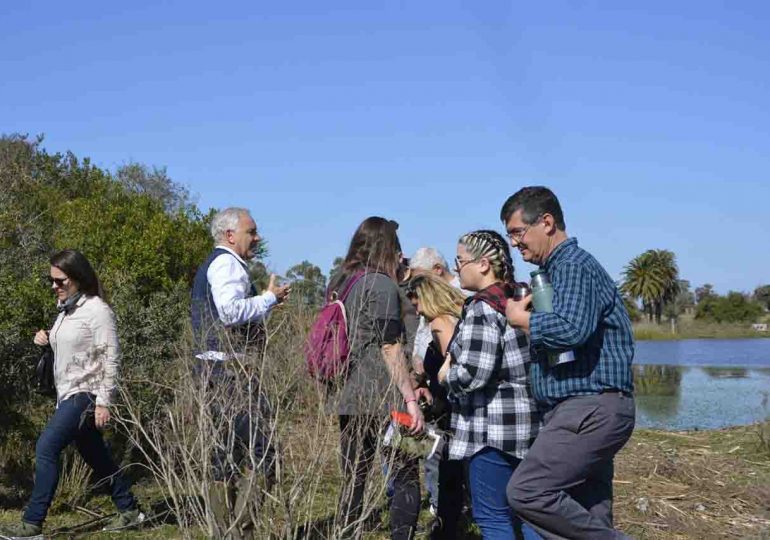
2, 1, 769, 293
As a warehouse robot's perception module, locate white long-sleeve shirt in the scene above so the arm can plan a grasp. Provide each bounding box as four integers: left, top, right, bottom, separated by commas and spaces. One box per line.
50, 295, 120, 407
198, 246, 277, 360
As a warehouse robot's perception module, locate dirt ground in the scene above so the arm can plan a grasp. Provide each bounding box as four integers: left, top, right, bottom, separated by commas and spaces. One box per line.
1, 425, 767, 539
613, 425, 770, 539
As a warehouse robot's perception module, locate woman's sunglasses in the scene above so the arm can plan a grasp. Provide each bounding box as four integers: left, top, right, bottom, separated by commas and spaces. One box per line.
46, 276, 69, 287
405, 275, 427, 298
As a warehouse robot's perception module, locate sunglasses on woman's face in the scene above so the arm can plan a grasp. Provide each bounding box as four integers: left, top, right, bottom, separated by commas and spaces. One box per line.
47, 276, 70, 287
405, 276, 426, 298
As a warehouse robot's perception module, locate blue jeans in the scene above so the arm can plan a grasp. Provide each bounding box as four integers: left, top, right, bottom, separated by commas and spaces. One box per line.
468, 447, 540, 540
24, 393, 136, 525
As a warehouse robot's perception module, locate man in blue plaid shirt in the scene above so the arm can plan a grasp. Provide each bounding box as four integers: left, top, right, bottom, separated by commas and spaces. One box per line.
502, 187, 635, 540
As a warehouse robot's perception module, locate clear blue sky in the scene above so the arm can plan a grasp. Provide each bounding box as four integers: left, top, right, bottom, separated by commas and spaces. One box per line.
3, 1, 769, 293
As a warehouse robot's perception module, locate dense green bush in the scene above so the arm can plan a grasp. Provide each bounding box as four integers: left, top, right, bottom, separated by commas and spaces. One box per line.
695, 291, 764, 323
0, 134, 213, 496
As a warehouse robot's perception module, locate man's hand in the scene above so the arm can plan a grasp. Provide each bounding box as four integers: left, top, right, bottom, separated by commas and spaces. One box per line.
94, 405, 110, 429
33, 329, 49, 347
405, 399, 424, 435
506, 294, 532, 331
267, 274, 291, 304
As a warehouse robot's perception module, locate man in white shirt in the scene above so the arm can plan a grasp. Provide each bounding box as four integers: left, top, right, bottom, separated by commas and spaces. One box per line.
190, 207, 289, 532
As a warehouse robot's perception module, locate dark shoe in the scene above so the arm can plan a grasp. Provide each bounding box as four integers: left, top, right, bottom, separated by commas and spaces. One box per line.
102, 508, 146, 532
0, 521, 43, 539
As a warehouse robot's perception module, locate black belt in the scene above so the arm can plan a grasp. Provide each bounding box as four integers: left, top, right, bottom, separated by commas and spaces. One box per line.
600, 389, 632, 397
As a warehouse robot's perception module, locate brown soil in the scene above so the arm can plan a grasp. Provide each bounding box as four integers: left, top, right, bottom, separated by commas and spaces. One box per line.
613, 425, 770, 539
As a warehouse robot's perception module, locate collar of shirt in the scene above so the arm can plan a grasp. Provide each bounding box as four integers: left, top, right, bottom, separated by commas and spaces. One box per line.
543, 237, 578, 271
214, 245, 248, 267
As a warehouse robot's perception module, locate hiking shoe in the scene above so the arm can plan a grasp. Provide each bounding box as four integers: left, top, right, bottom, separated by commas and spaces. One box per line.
0, 521, 43, 539
102, 509, 146, 532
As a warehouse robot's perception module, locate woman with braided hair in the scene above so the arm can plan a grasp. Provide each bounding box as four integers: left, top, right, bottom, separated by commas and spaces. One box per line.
437, 230, 541, 540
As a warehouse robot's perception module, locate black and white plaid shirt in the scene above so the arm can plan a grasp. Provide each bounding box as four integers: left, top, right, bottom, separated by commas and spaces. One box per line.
445, 299, 541, 460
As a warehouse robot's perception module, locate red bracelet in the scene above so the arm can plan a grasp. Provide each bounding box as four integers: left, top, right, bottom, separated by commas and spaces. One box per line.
404, 398, 416, 404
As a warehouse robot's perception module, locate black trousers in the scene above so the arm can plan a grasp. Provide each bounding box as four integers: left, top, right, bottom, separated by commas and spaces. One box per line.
338, 415, 420, 540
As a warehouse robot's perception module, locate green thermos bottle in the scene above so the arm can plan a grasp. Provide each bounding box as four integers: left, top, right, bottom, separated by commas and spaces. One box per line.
530, 269, 575, 367
530, 269, 554, 313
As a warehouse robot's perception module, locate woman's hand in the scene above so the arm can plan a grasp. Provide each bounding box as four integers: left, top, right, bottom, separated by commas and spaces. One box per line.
34, 330, 49, 347
94, 405, 111, 429
414, 386, 433, 404
437, 352, 452, 384
405, 399, 424, 435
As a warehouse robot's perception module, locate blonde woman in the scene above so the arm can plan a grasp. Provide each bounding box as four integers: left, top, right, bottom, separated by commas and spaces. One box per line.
406, 274, 467, 539
439, 230, 541, 540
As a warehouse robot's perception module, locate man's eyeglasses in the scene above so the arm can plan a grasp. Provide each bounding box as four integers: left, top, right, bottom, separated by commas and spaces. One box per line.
47, 276, 69, 287
505, 215, 543, 243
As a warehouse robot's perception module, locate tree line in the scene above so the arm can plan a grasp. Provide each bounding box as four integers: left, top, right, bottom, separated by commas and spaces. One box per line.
621, 249, 768, 325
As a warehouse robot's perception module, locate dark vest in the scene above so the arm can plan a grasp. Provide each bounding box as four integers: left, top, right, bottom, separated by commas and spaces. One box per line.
191, 248, 262, 355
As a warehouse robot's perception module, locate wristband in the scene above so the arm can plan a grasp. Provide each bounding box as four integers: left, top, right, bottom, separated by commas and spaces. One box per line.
404, 398, 416, 404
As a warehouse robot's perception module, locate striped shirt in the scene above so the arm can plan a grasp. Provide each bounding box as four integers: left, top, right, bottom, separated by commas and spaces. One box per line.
528, 238, 635, 408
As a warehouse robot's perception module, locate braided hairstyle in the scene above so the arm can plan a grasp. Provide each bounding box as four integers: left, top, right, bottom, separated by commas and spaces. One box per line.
458, 229, 515, 284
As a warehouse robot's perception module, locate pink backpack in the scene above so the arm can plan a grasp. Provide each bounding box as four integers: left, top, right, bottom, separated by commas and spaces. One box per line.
305, 271, 365, 381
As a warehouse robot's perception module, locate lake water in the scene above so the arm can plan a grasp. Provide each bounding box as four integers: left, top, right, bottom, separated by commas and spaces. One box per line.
633, 339, 770, 430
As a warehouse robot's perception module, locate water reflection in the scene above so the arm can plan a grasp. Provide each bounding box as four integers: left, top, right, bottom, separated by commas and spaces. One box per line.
633, 364, 770, 430
634, 365, 683, 395
702, 367, 747, 379
633, 365, 683, 419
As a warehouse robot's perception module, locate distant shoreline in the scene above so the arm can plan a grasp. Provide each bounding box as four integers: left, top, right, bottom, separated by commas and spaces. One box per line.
633, 321, 770, 341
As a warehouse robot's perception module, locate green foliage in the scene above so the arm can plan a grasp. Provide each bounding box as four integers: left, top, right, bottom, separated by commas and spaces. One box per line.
663, 279, 695, 321
695, 283, 716, 304
753, 285, 770, 311
286, 260, 327, 308
622, 293, 642, 323
114, 162, 192, 213
622, 249, 680, 324
330, 256, 344, 278
695, 291, 764, 323
0, 133, 213, 492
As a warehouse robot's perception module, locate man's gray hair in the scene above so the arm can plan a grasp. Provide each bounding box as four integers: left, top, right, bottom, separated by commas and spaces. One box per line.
409, 247, 449, 271
210, 207, 251, 242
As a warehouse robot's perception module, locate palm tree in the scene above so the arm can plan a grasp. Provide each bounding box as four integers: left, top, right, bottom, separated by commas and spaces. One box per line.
622, 249, 679, 324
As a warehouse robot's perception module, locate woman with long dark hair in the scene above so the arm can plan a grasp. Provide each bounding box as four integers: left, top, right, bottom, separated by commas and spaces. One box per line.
329, 217, 424, 540
438, 231, 541, 540
0, 250, 143, 539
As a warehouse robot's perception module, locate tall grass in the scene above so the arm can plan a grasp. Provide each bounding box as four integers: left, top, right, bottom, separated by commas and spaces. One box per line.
114, 303, 400, 539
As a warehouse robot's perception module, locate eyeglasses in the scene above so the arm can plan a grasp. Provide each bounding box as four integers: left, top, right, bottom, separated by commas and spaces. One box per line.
505, 215, 542, 243
454, 256, 478, 272
405, 276, 423, 298
47, 276, 70, 287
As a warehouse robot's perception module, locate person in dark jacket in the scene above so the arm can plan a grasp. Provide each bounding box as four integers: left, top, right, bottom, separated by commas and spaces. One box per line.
190, 207, 290, 534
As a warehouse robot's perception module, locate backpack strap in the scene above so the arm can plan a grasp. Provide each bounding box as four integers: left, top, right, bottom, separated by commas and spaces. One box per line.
332, 270, 367, 303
